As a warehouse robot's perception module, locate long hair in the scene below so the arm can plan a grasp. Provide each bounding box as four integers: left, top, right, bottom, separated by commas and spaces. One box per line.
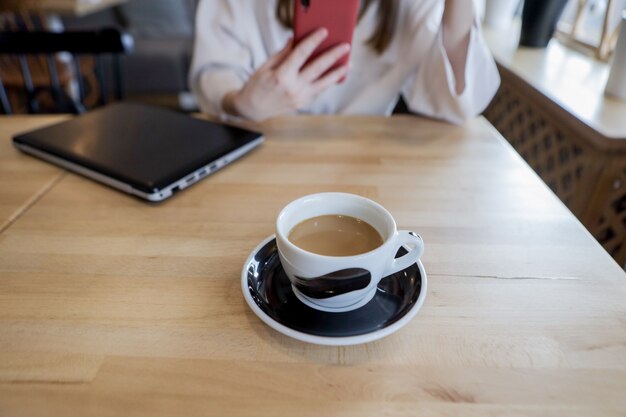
276, 0, 398, 54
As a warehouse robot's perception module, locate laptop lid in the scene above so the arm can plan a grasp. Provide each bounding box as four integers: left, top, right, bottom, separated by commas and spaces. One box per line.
13, 102, 263, 201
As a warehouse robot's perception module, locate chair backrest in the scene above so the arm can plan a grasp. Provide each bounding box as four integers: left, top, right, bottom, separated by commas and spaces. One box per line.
0, 28, 133, 114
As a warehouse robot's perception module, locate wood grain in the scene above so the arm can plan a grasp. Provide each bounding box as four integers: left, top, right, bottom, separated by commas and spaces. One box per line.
0, 115, 624, 416
0, 115, 67, 234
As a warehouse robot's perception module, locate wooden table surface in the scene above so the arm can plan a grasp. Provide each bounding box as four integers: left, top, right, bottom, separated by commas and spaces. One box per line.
0, 115, 625, 416
0, 116, 67, 234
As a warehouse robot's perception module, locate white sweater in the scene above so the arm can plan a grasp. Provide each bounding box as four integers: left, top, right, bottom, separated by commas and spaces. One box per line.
189, 0, 500, 124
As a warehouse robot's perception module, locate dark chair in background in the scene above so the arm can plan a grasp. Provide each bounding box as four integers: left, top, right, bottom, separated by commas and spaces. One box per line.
61, 0, 198, 110
0, 28, 133, 114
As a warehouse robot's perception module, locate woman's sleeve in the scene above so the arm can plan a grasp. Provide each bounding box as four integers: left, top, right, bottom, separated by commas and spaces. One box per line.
401, 2, 500, 125
189, 0, 254, 117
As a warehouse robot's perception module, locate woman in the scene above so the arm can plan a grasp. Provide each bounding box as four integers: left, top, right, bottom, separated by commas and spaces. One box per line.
190, 0, 500, 124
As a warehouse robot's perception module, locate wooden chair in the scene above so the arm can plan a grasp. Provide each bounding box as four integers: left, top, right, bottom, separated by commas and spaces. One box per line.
0, 28, 133, 114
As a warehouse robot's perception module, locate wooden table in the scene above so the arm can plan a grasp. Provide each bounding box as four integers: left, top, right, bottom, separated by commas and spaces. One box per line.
0, 116, 66, 233
0, 115, 625, 416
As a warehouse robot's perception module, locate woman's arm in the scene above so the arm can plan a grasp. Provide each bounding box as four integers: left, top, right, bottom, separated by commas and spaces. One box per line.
441, 0, 474, 95
401, 0, 500, 124
189, 0, 253, 118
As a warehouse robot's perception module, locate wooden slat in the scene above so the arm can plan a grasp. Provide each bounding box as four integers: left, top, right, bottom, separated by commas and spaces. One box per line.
10, 0, 128, 17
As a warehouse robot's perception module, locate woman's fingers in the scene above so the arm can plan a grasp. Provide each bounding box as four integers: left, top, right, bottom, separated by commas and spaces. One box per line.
310, 64, 350, 95
261, 37, 294, 71
299, 42, 350, 83
277, 28, 328, 77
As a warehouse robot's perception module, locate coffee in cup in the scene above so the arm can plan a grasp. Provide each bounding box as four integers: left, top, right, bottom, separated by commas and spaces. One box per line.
288, 214, 384, 256
276, 193, 424, 312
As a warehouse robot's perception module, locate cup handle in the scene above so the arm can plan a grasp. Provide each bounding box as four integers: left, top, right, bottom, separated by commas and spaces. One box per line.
383, 231, 424, 277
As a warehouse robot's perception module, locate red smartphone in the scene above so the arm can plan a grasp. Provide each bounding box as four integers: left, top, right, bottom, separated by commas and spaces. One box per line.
293, 0, 360, 82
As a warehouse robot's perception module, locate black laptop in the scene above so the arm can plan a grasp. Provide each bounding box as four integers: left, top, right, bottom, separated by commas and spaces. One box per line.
13, 103, 263, 202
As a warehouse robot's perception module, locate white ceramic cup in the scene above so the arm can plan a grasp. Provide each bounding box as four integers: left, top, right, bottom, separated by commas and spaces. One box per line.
276, 193, 424, 312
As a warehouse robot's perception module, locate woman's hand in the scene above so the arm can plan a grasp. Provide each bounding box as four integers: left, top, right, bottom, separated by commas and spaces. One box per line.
442, 0, 474, 95
223, 28, 350, 121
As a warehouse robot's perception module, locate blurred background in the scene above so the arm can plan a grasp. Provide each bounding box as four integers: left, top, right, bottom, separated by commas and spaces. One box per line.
0, 0, 624, 113
0, 0, 199, 112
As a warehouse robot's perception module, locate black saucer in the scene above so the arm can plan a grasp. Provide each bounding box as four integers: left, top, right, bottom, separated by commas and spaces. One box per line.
242, 236, 425, 341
